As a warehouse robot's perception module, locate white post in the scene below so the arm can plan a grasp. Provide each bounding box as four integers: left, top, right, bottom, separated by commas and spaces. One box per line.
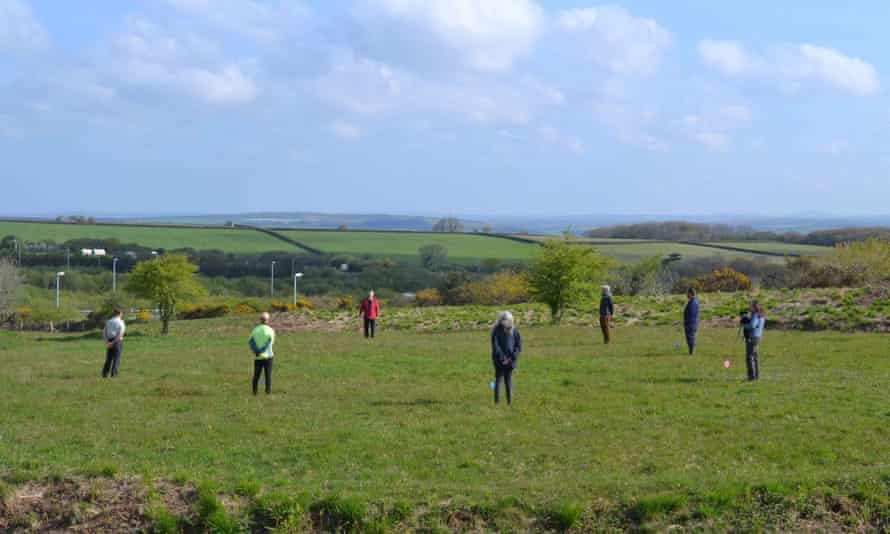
112, 257, 119, 293
293, 272, 303, 307
56, 272, 65, 309
270, 261, 276, 298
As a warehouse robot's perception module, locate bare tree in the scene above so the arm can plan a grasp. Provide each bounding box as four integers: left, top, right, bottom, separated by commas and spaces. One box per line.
0, 259, 20, 323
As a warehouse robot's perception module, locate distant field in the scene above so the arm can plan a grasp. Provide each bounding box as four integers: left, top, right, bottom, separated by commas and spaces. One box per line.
0, 221, 291, 254
588, 241, 776, 263
708, 241, 833, 256
279, 230, 537, 262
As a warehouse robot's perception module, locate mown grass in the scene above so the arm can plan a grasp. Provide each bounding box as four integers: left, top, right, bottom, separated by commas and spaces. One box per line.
279, 230, 538, 263
0, 221, 291, 253
2, 319, 890, 514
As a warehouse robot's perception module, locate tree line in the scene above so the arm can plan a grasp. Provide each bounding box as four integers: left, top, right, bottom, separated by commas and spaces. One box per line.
584, 221, 890, 246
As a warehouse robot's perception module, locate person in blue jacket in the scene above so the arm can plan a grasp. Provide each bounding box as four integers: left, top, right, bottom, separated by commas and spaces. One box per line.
683, 288, 700, 355
491, 311, 521, 405
742, 300, 766, 381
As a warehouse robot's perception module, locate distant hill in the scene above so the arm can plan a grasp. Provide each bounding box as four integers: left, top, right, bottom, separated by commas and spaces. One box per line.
99, 212, 489, 232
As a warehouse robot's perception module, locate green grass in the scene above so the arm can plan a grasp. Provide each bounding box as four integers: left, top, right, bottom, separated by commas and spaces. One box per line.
707, 241, 833, 256
279, 230, 537, 263
2, 319, 890, 512
590, 241, 781, 263
0, 221, 291, 253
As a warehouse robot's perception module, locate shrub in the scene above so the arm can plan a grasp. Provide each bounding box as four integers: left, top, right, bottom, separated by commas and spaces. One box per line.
415, 288, 443, 307
310, 495, 367, 531
132, 310, 152, 323
548, 501, 583, 532
296, 297, 313, 310
453, 271, 530, 305
336, 295, 354, 310
693, 268, 751, 292
177, 303, 230, 320
233, 303, 257, 314
270, 301, 295, 313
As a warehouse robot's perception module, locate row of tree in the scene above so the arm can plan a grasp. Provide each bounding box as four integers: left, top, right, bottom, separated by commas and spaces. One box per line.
584, 221, 890, 246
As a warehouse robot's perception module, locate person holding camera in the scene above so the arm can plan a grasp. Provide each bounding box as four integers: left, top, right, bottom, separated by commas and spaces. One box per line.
740, 300, 765, 381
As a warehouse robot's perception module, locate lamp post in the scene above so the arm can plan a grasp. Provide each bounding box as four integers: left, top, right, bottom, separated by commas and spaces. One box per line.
270, 261, 276, 298
293, 272, 304, 307
112, 257, 119, 293
55, 271, 65, 309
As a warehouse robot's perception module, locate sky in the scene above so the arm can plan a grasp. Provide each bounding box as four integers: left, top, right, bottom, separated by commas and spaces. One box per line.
1, 0, 889, 217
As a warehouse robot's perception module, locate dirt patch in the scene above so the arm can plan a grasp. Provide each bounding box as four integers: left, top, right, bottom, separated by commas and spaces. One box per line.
268, 313, 352, 333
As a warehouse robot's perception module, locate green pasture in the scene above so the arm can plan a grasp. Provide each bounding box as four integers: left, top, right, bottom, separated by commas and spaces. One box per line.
3, 321, 889, 517
707, 241, 833, 256
280, 230, 537, 263
0, 221, 290, 254
590, 241, 775, 264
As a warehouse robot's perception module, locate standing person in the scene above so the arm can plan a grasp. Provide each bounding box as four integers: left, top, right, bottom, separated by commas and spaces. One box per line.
359, 290, 380, 339
599, 285, 614, 344
101, 308, 126, 378
742, 300, 766, 381
491, 311, 521, 405
683, 288, 700, 355
248, 312, 275, 395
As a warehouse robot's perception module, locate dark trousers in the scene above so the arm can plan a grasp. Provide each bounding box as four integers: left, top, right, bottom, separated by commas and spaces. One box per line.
745, 338, 760, 380
363, 318, 376, 338
599, 315, 611, 344
102, 340, 122, 378
685, 327, 697, 355
494, 365, 513, 404
252, 358, 273, 394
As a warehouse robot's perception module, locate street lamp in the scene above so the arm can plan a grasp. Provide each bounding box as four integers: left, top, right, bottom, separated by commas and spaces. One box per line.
112, 257, 119, 293
55, 272, 65, 309
293, 272, 304, 307
270, 261, 276, 298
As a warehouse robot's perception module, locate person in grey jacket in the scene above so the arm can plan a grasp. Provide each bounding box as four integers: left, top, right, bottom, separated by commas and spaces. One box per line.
491, 311, 522, 405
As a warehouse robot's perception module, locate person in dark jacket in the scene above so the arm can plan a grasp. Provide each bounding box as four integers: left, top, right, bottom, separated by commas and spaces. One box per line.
491, 311, 521, 405
683, 288, 700, 355
742, 300, 766, 381
599, 285, 614, 344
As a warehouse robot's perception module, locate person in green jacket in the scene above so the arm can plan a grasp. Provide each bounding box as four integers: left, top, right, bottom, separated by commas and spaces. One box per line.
248, 312, 276, 395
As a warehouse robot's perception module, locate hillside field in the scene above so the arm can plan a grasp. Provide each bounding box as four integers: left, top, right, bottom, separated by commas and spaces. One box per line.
2, 320, 890, 530
279, 230, 537, 262
0, 221, 290, 254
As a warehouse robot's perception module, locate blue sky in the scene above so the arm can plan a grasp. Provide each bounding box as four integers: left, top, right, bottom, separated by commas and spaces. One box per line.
1, 0, 888, 217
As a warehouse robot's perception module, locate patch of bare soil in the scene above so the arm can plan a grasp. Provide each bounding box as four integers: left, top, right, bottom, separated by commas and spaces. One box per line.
0, 477, 194, 533
269, 312, 352, 333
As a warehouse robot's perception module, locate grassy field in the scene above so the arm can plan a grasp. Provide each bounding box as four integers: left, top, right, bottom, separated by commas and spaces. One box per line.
3, 319, 890, 530
707, 241, 833, 256
0, 221, 291, 254
590, 241, 781, 264
279, 230, 537, 263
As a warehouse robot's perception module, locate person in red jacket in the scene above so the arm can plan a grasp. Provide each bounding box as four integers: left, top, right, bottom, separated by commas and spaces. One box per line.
359, 290, 380, 339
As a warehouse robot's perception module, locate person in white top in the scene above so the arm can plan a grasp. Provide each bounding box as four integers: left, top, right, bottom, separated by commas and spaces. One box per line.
102, 308, 126, 378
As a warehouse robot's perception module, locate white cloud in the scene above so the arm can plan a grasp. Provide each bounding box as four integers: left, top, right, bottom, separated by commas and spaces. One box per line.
699, 39, 879, 96
357, 0, 544, 72
693, 131, 728, 151
0, 0, 49, 52
538, 125, 584, 154
698, 40, 752, 76
107, 17, 258, 104
162, 0, 310, 44
329, 120, 362, 139
557, 6, 672, 75
678, 104, 752, 151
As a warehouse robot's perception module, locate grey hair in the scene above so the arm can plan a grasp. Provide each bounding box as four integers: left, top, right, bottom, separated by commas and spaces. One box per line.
260, 312, 271, 324
494, 310, 514, 332
601, 285, 611, 296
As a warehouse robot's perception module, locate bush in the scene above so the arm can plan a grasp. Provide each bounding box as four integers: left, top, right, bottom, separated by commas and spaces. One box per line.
233, 303, 257, 314
270, 301, 295, 313
453, 271, 529, 305
415, 288, 442, 307
177, 303, 230, 320
336, 295, 354, 310
693, 268, 751, 292
132, 310, 152, 323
